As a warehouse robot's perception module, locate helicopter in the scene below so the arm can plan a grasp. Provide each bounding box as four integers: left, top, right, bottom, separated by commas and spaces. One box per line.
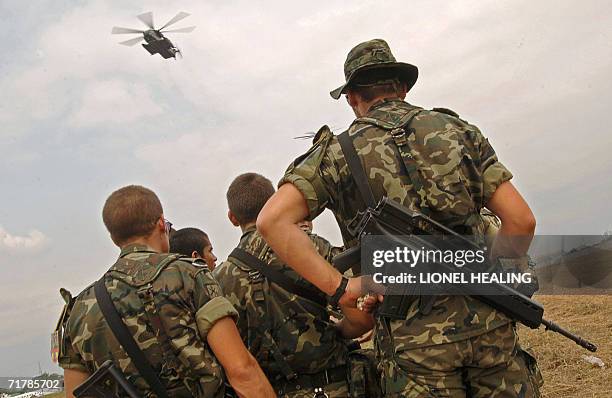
111, 11, 196, 59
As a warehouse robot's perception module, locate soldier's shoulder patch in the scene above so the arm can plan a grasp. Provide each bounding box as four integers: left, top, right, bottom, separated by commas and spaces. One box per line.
205, 283, 223, 298
431, 107, 460, 118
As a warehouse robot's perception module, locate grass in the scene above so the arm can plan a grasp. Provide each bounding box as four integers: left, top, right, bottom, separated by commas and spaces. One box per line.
518, 295, 611, 398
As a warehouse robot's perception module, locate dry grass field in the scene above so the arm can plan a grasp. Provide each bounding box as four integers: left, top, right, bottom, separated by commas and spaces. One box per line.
518, 295, 611, 398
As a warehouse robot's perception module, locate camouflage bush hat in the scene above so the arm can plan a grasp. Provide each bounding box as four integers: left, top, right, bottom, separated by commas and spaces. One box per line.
330, 39, 419, 99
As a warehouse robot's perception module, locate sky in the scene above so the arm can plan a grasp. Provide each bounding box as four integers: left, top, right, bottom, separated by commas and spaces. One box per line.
0, 0, 611, 376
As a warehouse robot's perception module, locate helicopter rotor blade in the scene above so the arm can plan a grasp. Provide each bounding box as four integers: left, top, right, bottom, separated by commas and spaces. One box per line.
119, 36, 145, 46
111, 26, 144, 34
159, 12, 190, 30
161, 26, 196, 34
137, 12, 155, 29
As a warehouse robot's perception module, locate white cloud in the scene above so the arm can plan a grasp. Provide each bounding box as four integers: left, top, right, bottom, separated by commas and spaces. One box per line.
0, 225, 48, 251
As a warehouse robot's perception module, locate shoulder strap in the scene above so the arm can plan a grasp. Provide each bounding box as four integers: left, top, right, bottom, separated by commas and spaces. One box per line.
337, 130, 377, 209
229, 248, 327, 308
339, 109, 426, 213
245, 270, 297, 382
136, 283, 184, 380
94, 278, 169, 398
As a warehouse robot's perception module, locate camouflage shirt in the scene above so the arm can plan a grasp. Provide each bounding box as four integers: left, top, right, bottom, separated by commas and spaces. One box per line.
213, 226, 348, 382
57, 244, 238, 398
279, 99, 514, 348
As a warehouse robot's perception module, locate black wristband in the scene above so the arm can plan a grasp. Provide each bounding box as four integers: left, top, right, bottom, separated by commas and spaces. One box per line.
328, 276, 349, 308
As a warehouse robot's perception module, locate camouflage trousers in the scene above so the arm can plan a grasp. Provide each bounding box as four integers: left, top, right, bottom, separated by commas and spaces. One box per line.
378, 322, 543, 398
277, 380, 348, 398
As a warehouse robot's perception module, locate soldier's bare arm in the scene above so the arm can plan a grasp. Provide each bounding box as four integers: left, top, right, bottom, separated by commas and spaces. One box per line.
486, 181, 537, 258
63, 368, 89, 398
207, 316, 275, 397
257, 183, 363, 306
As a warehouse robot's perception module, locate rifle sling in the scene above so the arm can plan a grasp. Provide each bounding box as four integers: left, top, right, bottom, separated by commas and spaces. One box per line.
337, 130, 377, 209
229, 248, 327, 308
338, 109, 423, 212
245, 269, 297, 381
339, 113, 436, 316
94, 278, 169, 398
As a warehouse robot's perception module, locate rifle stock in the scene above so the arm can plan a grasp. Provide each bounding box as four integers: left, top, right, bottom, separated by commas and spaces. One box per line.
73, 360, 141, 398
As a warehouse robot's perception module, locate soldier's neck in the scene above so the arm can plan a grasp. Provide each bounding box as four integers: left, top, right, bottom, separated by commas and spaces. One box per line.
120, 235, 165, 253
357, 96, 404, 117
239, 222, 257, 233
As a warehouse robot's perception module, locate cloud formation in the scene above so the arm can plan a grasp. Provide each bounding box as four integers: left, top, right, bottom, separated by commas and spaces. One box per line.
0, 225, 48, 251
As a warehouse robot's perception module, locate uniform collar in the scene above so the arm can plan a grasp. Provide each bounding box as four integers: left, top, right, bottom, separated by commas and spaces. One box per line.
240, 225, 257, 240
366, 98, 406, 114
119, 243, 157, 258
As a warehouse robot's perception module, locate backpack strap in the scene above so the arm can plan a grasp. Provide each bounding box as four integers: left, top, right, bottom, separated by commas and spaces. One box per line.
229, 248, 327, 308
229, 248, 332, 383
337, 129, 377, 209
387, 109, 427, 202
245, 269, 298, 382
339, 108, 428, 214
137, 283, 183, 379
94, 277, 169, 398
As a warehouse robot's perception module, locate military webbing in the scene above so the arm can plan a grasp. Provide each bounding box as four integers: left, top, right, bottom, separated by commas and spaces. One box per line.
229, 247, 327, 307
137, 283, 184, 382
94, 277, 169, 398
386, 109, 428, 211
339, 112, 436, 317
229, 248, 305, 381
275, 365, 348, 395
245, 269, 298, 382
118, 254, 196, 394
337, 130, 377, 210
346, 108, 428, 213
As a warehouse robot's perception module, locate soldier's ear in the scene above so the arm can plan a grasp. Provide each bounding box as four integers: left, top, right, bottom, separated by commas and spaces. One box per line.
157, 216, 166, 232
399, 82, 408, 99
346, 90, 359, 108
228, 210, 240, 227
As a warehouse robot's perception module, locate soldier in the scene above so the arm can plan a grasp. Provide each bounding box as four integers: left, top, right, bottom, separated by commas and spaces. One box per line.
257, 39, 543, 397
213, 173, 377, 398
56, 185, 274, 398
170, 227, 219, 270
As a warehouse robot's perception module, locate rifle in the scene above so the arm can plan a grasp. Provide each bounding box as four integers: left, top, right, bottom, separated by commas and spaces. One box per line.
73, 360, 141, 398
333, 197, 598, 352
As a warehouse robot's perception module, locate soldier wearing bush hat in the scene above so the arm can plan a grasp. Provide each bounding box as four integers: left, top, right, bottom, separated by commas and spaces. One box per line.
258, 38, 543, 397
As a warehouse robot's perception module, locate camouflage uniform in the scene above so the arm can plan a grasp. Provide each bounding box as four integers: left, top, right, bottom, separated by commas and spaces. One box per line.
279, 39, 542, 397
481, 208, 502, 249
56, 244, 238, 398
213, 226, 351, 397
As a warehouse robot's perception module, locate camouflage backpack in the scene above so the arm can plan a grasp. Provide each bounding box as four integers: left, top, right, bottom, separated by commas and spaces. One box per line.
229, 248, 383, 397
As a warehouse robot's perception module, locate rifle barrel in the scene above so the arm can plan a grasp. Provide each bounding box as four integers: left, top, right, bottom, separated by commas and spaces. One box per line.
541, 319, 597, 352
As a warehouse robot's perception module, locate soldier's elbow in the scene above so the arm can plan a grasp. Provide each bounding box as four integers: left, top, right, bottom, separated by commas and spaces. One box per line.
503, 209, 536, 235
256, 209, 275, 239
224, 353, 260, 384
523, 212, 536, 234
513, 209, 536, 234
